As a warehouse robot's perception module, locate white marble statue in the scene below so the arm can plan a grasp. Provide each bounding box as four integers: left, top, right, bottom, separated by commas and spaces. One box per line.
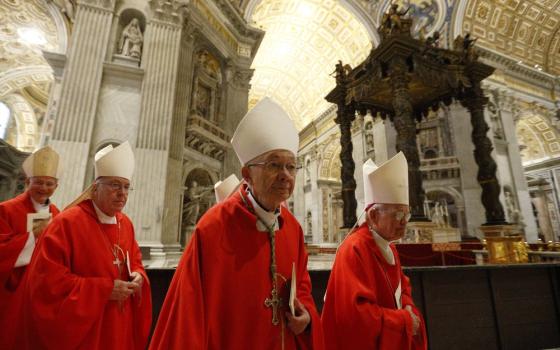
119, 18, 143, 59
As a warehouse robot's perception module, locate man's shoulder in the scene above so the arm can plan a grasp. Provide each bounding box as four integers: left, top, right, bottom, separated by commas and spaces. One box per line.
338, 225, 371, 252
0, 192, 28, 210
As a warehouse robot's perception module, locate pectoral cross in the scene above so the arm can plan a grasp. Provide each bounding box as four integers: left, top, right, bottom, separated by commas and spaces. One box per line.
264, 288, 282, 325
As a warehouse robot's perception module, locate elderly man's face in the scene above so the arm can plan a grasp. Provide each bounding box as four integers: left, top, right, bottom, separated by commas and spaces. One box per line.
26, 176, 58, 204
366, 203, 410, 241
92, 176, 131, 216
242, 150, 296, 211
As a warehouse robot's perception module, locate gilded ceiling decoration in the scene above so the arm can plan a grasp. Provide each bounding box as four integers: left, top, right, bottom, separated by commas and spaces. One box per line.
517, 113, 560, 164
0, 0, 59, 98
249, 0, 372, 130
462, 0, 560, 75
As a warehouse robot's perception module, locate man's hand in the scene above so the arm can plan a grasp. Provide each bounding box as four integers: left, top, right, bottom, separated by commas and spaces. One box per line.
129, 271, 143, 295
285, 298, 311, 335
109, 279, 136, 301
32, 219, 50, 238
405, 305, 420, 336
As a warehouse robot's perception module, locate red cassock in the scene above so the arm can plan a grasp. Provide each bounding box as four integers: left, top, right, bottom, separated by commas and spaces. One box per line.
149, 189, 325, 350
20, 199, 152, 350
321, 224, 427, 350
0, 191, 59, 349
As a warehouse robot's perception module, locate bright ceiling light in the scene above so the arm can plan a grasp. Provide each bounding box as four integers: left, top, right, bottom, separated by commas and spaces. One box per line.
297, 2, 314, 18
17, 27, 47, 46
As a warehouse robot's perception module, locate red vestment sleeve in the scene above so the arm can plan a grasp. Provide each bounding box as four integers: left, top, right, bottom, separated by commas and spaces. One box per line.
25, 221, 115, 349
129, 234, 153, 350
399, 268, 427, 350
294, 227, 325, 350
149, 228, 206, 350
322, 241, 417, 350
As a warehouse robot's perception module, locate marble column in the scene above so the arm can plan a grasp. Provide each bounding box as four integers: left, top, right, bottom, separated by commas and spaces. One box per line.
496, 91, 538, 241
448, 102, 485, 237
49, 0, 115, 206
223, 64, 254, 177
127, 5, 183, 257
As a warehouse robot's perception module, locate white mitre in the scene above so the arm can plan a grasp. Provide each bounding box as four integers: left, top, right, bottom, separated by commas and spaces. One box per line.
214, 174, 240, 203
363, 151, 409, 206
22, 145, 60, 178
94, 141, 135, 180
65, 142, 135, 210
231, 97, 299, 165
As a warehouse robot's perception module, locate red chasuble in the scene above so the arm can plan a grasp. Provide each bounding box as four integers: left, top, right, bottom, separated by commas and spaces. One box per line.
321, 224, 427, 350
21, 199, 152, 350
0, 191, 59, 349
149, 189, 325, 350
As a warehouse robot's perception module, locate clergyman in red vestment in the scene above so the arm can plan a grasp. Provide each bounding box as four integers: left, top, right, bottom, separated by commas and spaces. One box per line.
0, 145, 61, 349
150, 98, 325, 350
22, 141, 152, 350
322, 152, 428, 350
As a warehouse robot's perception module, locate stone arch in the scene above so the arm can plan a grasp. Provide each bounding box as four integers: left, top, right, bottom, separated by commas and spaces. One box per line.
319, 134, 342, 181
0, 94, 40, 151
515, 108, 560, 162
425, 187, 463, 229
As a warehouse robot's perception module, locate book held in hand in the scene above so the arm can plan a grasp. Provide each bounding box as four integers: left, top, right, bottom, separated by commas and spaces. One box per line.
27, 212, 51, 234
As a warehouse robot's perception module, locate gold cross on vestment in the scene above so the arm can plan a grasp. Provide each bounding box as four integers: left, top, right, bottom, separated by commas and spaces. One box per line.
265, 288, 282, 325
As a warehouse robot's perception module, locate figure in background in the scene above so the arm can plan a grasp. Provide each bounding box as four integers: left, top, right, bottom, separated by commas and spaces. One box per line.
322, 152, 427, 349
150, 98, 325, 350
0, 146, 60, 350
21, 142, 152, 349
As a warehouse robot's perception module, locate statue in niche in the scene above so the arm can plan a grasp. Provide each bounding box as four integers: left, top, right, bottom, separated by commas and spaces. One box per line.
305, 159, 311, 184
504, 190, 523, 226
183, 181, 212, 226
194, 84, 211, 119
431, 201, 445, 227
118, 18, 143, 59
487, 101, 505, 139
365, 133, 374, 152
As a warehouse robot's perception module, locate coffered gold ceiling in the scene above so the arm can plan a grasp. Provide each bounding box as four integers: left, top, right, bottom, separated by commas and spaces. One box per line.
248, 0, 372, 130
0, 0, 59, 97
462, 0, 560, 75
517, 113, 560, 163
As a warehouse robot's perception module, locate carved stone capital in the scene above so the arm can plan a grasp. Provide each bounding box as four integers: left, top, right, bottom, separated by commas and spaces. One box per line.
149, 0, 186, 26
77, 0, 115, 11
226, 65, 253, 89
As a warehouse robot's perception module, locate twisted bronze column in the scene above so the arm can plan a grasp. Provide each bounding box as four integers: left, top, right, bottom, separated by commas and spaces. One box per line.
461, 83, 506, 225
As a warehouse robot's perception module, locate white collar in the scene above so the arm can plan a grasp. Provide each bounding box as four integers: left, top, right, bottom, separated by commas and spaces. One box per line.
92, 201, 117, 224
371, 228, 396, 265
247, 190, 280, 232
30, 197, 50, 213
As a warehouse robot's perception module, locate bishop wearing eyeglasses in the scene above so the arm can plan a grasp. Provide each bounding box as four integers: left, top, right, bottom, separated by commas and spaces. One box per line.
321, 152, 427, 350
0, 146, 61, 349
21, 141, 152, 350
150, 98, 325, 350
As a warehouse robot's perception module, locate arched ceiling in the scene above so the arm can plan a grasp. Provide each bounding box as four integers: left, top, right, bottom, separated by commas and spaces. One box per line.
0, 0, 61, 98
248, 0, 372, 130
516, 113, 560, 164
461, 0, 560, 75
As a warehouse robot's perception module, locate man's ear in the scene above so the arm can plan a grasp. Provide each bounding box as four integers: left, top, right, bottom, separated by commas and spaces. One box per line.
24, 178, 31, 187
241, 166, 251, 185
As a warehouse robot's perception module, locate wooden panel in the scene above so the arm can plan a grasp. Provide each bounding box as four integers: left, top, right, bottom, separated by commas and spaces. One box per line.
421, 269, 499, 350
491, 267, 560, 350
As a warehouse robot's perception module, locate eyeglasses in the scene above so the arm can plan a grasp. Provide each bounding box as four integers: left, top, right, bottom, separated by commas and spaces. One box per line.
247, 161, 300, 176
30, 179, 58, 188
376, 208, 411, 222
97, 182, 133, 192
